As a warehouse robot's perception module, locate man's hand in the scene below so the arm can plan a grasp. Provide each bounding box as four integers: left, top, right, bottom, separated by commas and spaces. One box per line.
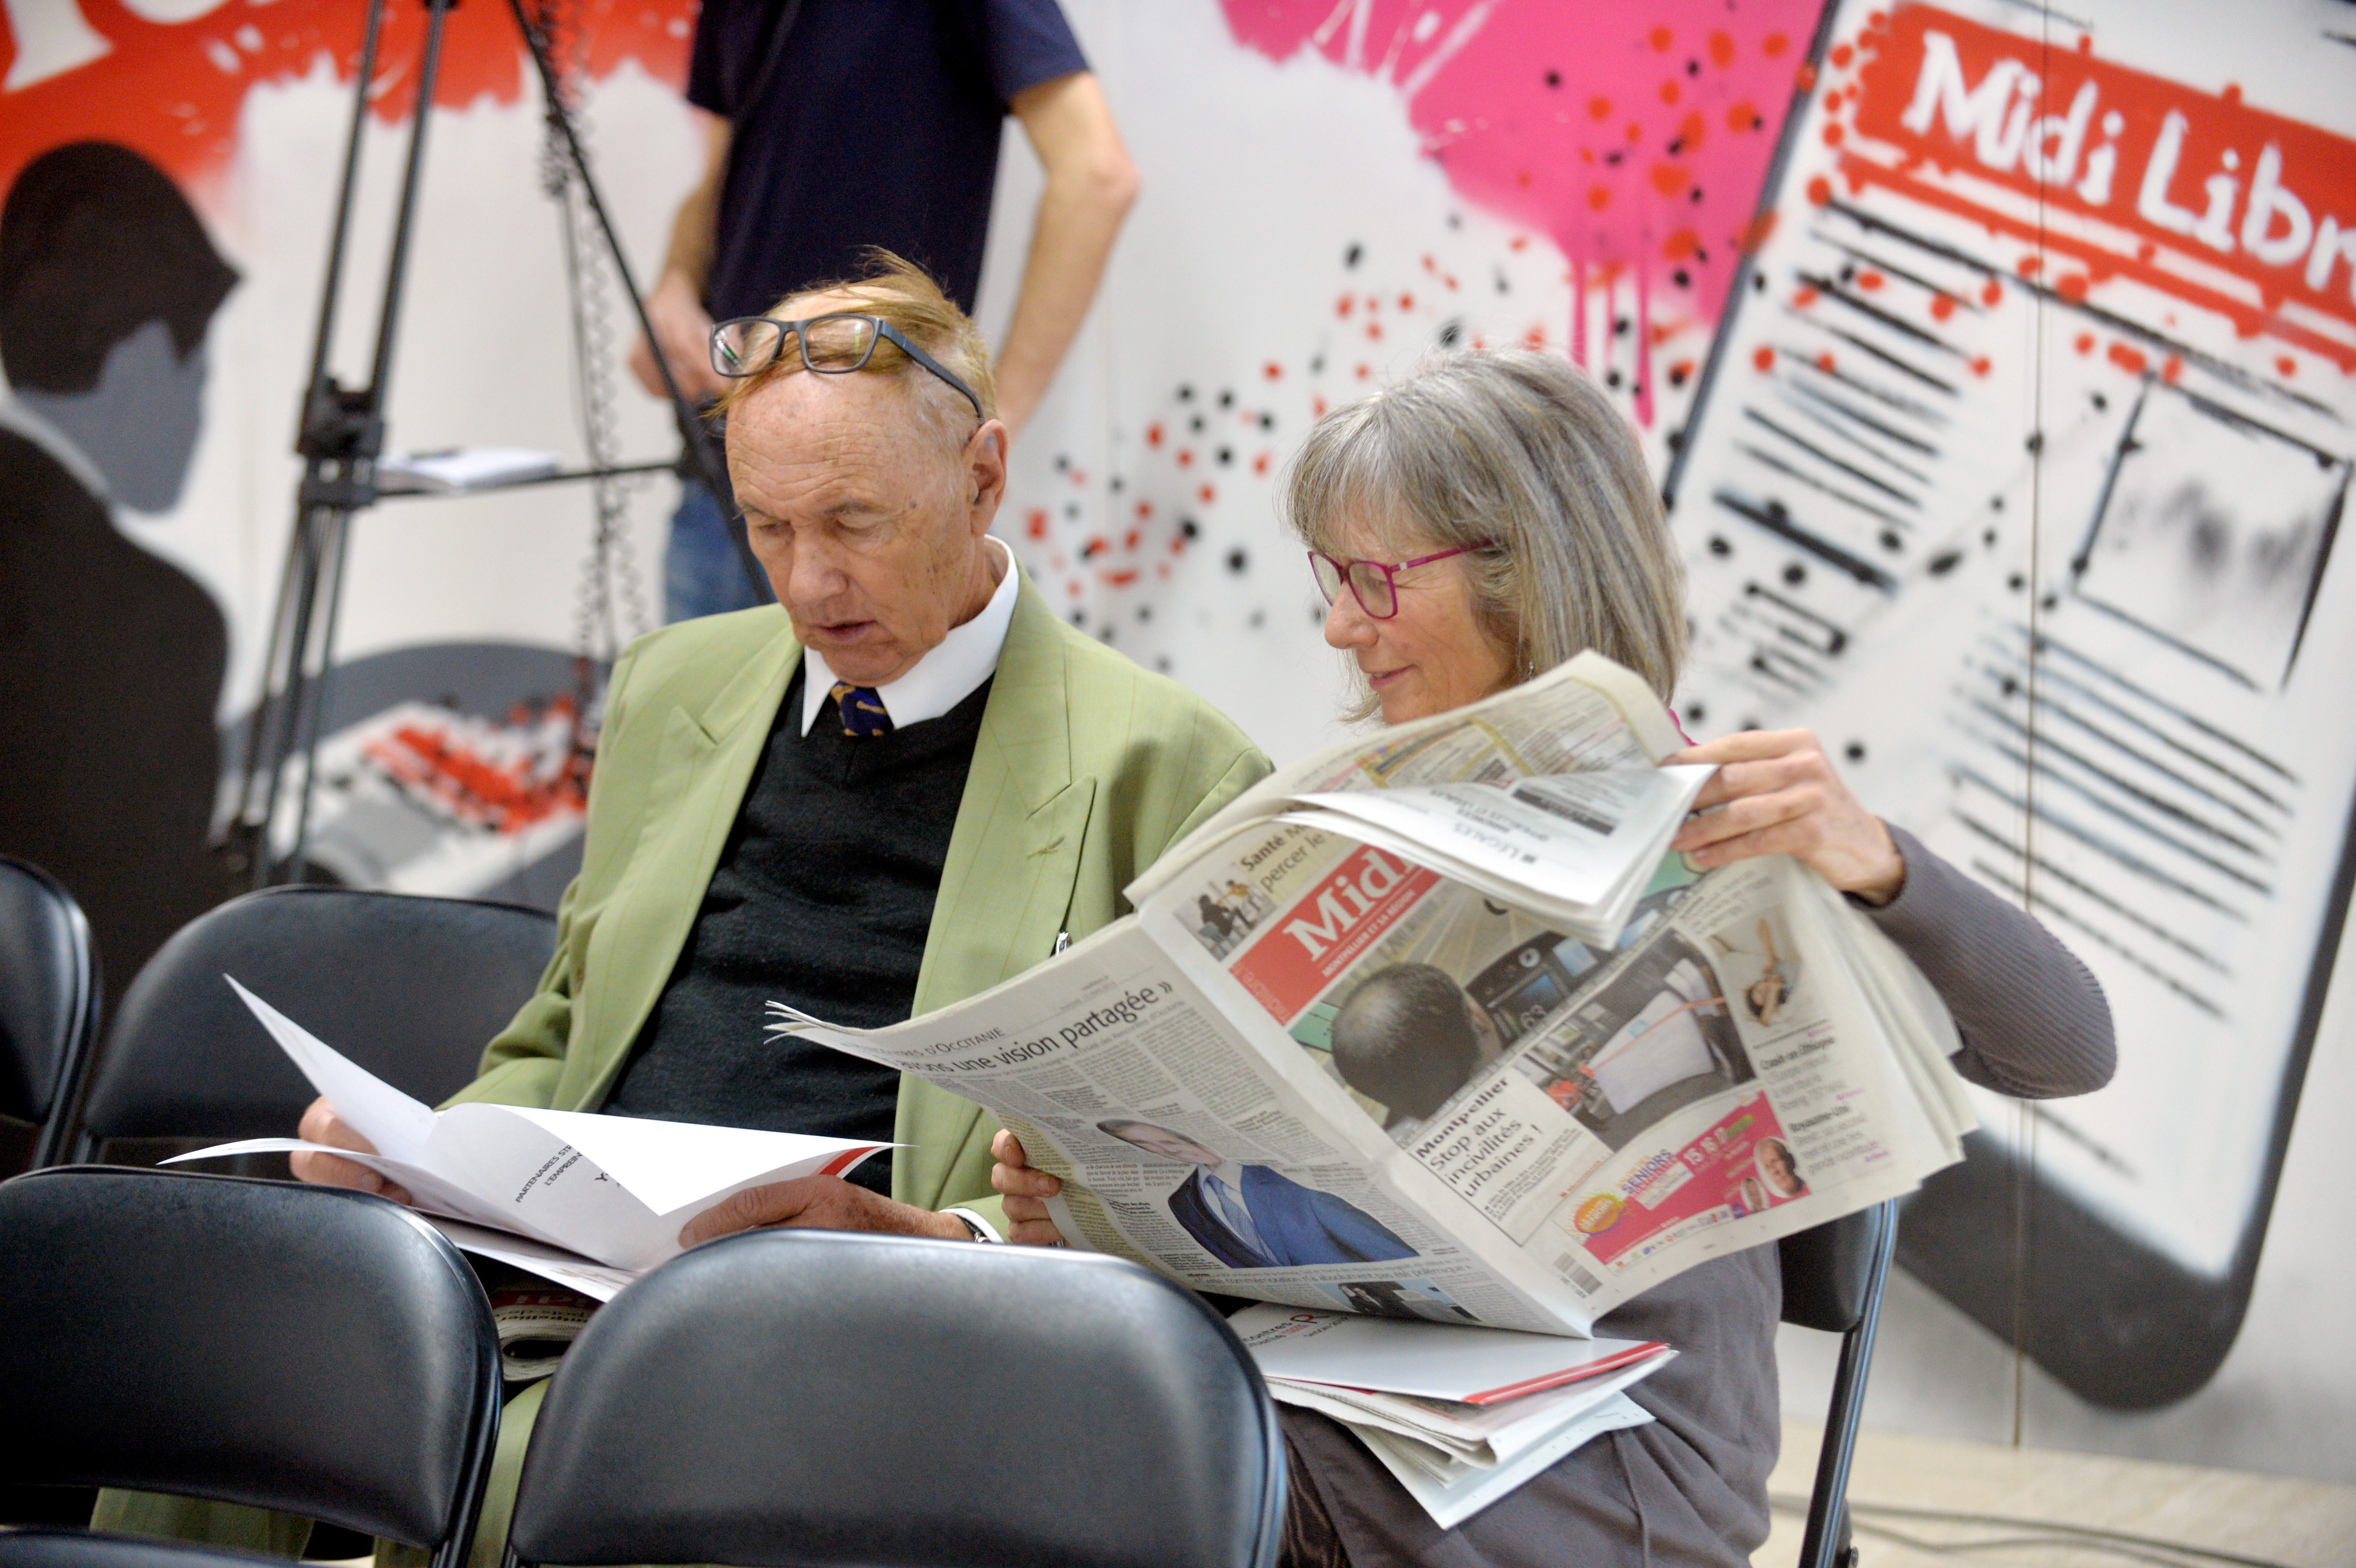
290, 1095, 412, 1205
1664, 729, 1907, 904
629, 269, 728, 405
990, 1128, 1067, 1246
677, 1175, 971, 1248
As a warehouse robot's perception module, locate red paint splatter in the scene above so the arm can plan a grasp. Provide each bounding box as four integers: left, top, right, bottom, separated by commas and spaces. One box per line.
2056, 274, 2088, 303
1026, 509, 1049, 540
2075, 332, 2096, 354
1146, 423, 1165, 447
1658, 79, 1682, 106
1971, 356, 1992, 376
0, 0, 695, 206
1708, 30, 1736, 67
1253, 452, 1272, 474
1336, 294, 1355, 318
1929, 294, 1956, 320
1981, 280, 2004, 307
1199, 484, 1216, 503
1763, 33, 1790, 56
1793, 283, 1820, 306
1753, 346, 1776, 371
1652, 163, 1690, 196
1265, 360, 1285, 379
1649, 25, 1675, 51
2017, 255, 2042, 277
1857, 270, 1884, 291
2276, 355, 2299, 377
1806, 175, 1833, 206
1176, 450, 1195, 468
1589, 95, 1613, 121
2108, 343, 2148, 374
2162, 355, 2184, 383
1815, 351, 1836, 372
1135, 501, 1155, 519
1829, 43, 1855, 68
1728, 101, 1763, 133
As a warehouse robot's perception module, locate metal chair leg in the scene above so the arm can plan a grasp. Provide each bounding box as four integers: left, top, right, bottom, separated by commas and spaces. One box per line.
1797, 1200, 1898, 1568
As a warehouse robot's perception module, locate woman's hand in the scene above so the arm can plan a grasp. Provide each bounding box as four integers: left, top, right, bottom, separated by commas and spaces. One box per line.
1663, 729, 1906, 904
677, 1176, 970, 1248
990, 1128, 1068, 1246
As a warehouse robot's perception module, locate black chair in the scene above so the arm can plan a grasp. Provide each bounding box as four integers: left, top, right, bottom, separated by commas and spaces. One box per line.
0, 856, 101, 1170
1777, 1199, 1900, 1568
508, 1230, 1286, 1568
71, 886, 556, 1162
0, 1166, 502, 1568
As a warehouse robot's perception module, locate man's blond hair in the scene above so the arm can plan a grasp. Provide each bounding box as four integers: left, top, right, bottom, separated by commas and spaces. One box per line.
713, 249, 996, 450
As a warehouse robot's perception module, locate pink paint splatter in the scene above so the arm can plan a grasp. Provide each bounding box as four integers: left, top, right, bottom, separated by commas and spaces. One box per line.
1222, 0, 1817, 423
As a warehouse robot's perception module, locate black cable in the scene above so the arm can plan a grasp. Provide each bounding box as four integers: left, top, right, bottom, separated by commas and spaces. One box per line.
1767, 1494, 2295, 1568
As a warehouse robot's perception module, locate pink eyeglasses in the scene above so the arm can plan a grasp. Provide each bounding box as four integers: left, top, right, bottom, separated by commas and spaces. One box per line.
1307, 541, 1496, 619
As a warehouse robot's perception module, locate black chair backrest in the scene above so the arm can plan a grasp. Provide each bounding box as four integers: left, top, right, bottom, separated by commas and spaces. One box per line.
0, 856, 100, 1168
510, 1230, 1286, 1568
0, 1167, 501, 1560
1778, 1203, 1892, 1334
76, 886, 556, 1155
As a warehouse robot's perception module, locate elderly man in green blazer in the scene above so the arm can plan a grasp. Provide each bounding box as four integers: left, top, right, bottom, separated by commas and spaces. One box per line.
95, 255, 1267, 1566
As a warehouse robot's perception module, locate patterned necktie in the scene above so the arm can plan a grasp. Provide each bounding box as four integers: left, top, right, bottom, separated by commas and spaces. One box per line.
829, 681, 894, 737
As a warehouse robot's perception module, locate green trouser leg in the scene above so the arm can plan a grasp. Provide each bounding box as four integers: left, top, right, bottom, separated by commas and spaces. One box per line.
93, 1380, 549, 1568
373, 1378, 548, 1568
89, 1491, 315, 1558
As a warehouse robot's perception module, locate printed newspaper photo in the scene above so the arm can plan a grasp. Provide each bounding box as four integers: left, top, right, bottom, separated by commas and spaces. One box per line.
771, 653, 1972, 1336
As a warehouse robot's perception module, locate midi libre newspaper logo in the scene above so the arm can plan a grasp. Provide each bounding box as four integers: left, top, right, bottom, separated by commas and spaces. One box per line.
1229, 845, 1440, 1021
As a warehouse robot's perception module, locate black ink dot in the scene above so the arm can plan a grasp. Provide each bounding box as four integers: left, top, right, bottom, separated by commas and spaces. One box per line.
1216, 446, 1233, 466
1309, 603, 1323, 626
1189, 414, 1205, 434
1604, 150, 1624, 166
2040, 592, 2060, 610
1782, 563, 1806, 586
1708, 534, 1732, 556
1686, 57, 1701, 75
1258, 412, 1275, 431
1672, 269, 1691, 289
1685, 701, 1706, 724
1668, 139, 1685, 156
1439, 318, 1465, 347
1217, 389, 1235, 409
1880, 529, 1903, 552
1227, 547, 1249, 574
2007, 572, 2026, 591
1990, 495, 2005, 511
1614, 316, 1632, 336
1070, 609, 1086, 625
1839, 262, 1856, 283
1137, 604, 1153, 622
1739, 717, 1760, 733
2000, 674, 2019, 697
2090, 392, 2108, 411
1309, 356, 1325, 374
1344, 244, 1363, 269
1250, 609, 1266, 629
1179, 518, 1200, 540
2024, 431, 2043, 454
1100, 624, 1115, 644
1545, 69, 1561, 87
1155, 656, 1172, 673
1665, 426, 1685, 452
1753, 272, 1767, 292
1605, 369, 1624, 388
1447, 212, 1462, 229
1065, 501, 1080, 518
1109, 475, 1124, 493
1983, 528, 1996, 546
1689, 187, 1705, 204
1668, 362, 1691, 387
1053, 454, 1069, 471
1079, 537, 1101, 559
1928, 550, 1962, 576
1177, 384, 1194, 401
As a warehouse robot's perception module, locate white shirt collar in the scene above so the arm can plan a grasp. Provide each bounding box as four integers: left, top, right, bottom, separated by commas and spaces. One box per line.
800, 535, 1019, 736
0, 393, 109, 501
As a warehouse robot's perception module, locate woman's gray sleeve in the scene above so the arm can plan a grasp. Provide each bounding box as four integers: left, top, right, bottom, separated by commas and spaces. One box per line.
1859, 824, 2116, 1100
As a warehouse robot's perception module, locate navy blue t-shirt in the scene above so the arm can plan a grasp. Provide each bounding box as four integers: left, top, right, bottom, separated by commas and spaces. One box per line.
689, 0, 1088, 322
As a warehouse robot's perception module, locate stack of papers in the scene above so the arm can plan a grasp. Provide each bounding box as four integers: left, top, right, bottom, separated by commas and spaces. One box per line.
167, 980, 886, 1279
376, 447, 562, 493
1229, 1305, 1674, 1528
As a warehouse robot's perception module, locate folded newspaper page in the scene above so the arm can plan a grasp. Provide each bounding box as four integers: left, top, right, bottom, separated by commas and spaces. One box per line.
169, 980, 887, 1272
774, 654, 1974, 1336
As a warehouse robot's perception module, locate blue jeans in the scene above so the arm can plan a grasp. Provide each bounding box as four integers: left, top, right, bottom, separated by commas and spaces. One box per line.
664, 479, 773, 623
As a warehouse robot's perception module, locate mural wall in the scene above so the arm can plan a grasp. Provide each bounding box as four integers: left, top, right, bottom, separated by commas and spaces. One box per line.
2, 0, 2350, 1486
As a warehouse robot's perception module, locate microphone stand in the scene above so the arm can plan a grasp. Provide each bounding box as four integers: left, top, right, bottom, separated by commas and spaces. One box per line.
218, 0, 764, 889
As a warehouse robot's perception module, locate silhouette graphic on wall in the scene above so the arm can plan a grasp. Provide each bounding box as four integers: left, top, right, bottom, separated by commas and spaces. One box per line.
0, 141, 239, 1001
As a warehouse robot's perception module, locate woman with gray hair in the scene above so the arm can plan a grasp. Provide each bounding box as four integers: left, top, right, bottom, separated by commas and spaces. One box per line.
995, 350, 2115, 1568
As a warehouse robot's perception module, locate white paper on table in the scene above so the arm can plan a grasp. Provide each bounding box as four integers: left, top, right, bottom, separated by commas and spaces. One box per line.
1230, 1304, 1667, 1404
1357, 1391, 1655, 1530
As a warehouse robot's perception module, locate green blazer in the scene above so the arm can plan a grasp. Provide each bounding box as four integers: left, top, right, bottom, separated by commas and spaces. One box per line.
444, 570, 1270, 1231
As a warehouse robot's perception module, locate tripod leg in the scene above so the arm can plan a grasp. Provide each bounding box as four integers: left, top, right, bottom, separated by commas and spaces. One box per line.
509, 0, 767, 606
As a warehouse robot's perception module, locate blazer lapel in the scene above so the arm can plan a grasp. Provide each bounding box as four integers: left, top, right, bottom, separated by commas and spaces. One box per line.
562, 624, 802, 1111
899, 577, 1095, 1208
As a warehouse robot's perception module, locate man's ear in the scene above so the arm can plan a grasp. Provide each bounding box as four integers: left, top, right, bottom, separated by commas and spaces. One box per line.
965, 417, 1010, 531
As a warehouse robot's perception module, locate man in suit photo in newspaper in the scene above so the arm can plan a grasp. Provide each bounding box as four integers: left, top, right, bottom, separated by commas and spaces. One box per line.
1095, 1118, 1417, 1268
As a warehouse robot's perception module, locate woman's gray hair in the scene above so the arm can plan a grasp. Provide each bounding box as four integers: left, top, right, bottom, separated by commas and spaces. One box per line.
1282, 349, 1687, 714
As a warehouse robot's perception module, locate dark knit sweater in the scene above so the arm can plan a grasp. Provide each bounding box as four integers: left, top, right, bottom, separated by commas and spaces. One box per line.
602, 667, 991, 1193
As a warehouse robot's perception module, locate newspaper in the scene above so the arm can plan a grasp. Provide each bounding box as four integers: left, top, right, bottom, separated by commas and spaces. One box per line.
773, 654, 1974, 1336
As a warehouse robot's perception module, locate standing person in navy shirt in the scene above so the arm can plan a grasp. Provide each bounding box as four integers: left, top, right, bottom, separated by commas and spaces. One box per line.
629, 0, 1136, 622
